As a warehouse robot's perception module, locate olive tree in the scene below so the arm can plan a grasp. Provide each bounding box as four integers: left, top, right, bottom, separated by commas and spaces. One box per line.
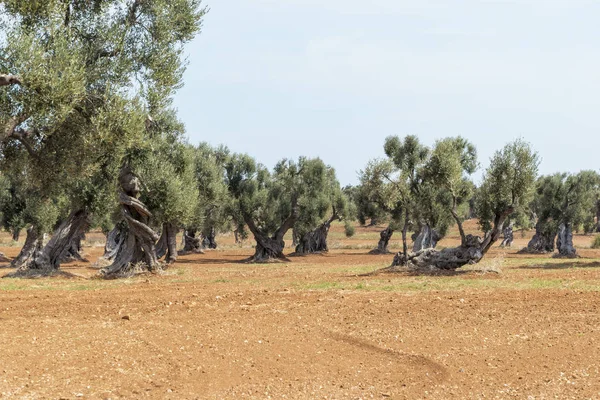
293, 166, 354, 254
226, 155, 330, 262
391, 139, 539, 270
359, 135, 429, 255
419, 137, 477, 248
182, 143, 232, 253
522, 171, 599, 257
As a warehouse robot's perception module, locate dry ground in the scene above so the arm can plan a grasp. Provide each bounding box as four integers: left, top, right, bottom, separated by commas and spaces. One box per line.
1, 222, 600, 399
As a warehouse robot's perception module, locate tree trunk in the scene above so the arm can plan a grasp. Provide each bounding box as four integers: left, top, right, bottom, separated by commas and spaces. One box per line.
9, 226, 43, 269
369, 227, 394, 254
596, 200, 600, 233
389, 210, 512, 271
155, 222, 178, 263
11, 228, 20, 242
500, 226, 514, 248
201, 226, 217, 249
521, 220, 555, 253
250, 236, 286, 262
294, 217, 335, 255
6, 210, 90, 277
99, 168, 160, 279
400, 208, 409, 263
412, 224, 441, 252
103, 223, 126, 261
60, 231, 86, 263
556, 223, 577, 258
392, 234, 484, 270
181, 229, 203, 254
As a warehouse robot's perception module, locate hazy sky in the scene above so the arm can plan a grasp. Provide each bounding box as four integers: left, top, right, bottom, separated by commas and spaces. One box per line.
174, 0, 600, 185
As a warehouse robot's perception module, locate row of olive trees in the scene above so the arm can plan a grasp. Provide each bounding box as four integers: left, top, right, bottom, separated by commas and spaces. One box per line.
352, 135, 600, 265
0, 1, 359, 277
0, 2, 594, 279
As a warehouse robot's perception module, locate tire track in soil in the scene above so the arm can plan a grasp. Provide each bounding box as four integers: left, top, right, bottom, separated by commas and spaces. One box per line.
328, 332, 449, 384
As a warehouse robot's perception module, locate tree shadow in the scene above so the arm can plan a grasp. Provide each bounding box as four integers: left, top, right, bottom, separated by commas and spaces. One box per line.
360, 266, 487, 277
174, 258, 246, 265
518, 261, 600, 270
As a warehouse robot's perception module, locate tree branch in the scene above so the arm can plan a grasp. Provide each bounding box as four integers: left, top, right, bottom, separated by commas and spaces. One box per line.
450, 196, 466, 246
0, 74, 21, 87
9, 129, 38, 158
3, 114, 26, 139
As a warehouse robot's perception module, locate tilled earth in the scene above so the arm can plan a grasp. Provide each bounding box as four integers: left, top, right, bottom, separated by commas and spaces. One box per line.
1, 224, 600, 399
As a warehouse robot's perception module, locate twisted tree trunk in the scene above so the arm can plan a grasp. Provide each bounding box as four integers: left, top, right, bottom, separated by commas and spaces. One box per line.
100, 168, 160, 278
245, 207, 297, 263
389, 209, 512, 270
202, 226, 217, 249
500, 226, 514, 248
181, 229, 203, 254
156, 222, 178, 263
412, 224, 441, 252
5, 210, 90, 277
521, 220, 555, 254
9, 226, 43, 269
369, 227, 394, 254
103, 223, 126, 261
294, 214, 338, 255
556, 223, 577, 258
60, 231, 86, 262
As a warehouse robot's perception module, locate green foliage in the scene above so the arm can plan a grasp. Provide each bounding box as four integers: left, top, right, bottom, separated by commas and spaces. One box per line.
191, 143, 233, 236
226, 155, 331, 240
344, 222, 355, 238
528, 170, 600, 235
477, 139, 539, 233
0, 0, 205, 233
294, 165, 352, 238
591, 235, 600, 249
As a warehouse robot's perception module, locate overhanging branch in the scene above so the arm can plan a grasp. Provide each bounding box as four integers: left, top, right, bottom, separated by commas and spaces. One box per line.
0, 74, 21, 87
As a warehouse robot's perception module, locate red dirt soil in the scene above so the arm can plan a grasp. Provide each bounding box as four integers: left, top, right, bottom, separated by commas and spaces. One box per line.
1, 222, 600, 399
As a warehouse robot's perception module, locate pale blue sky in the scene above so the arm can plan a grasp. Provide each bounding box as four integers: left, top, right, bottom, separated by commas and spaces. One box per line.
174, 0, 600, 185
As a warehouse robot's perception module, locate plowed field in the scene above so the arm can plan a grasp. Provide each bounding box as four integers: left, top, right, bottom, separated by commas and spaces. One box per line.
1, 222, 600, 399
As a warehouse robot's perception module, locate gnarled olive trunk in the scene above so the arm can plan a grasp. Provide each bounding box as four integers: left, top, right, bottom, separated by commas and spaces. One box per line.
500, 226, 514, 248
369, 227, 394, 254
100, 168, 160, 279
202, 226, 217, 249
556, 223, 577, 258
156, 222, 178, 263
60, 231, 86, 262
412, 224, 441, 252
181, 229, 203, 254
9, 225, 43, 269
522, 220, 555, 253
103, 223, 126, 262
250, 236, 286, 262
390, 210, 511, 271
6, 210, 90, 276
295, 215, 337, 255
392, 234, 484, 270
